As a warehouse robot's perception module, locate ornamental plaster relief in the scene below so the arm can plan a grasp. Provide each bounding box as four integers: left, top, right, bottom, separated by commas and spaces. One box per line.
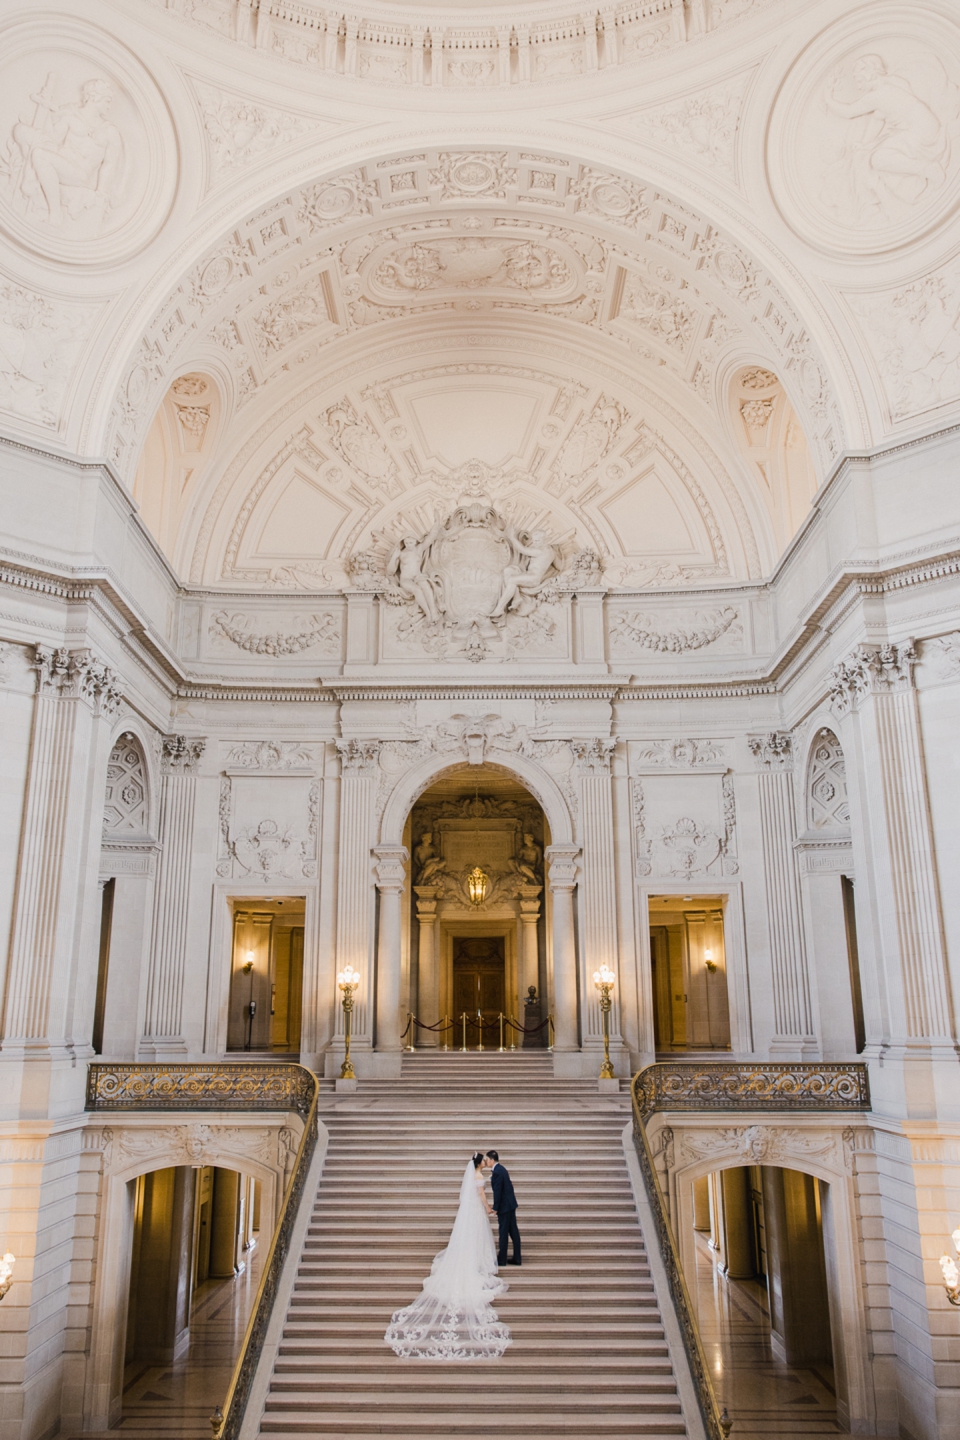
208, 609, 341, 658
630, 69, 753, 182
105, 149, 841, 495
0, 282, 101, 433
609, 604, 743, 656
846, 260, 960, 423
191, 79, 324, 189
0, 18, 177, 264
632, 770, 738, 877
217, 773, 320, 879
768, 8, 960, 257
149, 0, 775, 91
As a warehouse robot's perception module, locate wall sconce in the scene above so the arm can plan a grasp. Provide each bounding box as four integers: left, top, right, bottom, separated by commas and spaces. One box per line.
242, 950, 254, 975
592, 964, 616, 1082
337, 966, 361, 1081
467, 867, 489, 907
0, 1252, 14, 1301
940, 1225, 960, 1305
704, 947, 718, 974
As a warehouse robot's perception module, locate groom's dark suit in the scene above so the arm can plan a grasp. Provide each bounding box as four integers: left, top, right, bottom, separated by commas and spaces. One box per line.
490, 1162, 521, 1265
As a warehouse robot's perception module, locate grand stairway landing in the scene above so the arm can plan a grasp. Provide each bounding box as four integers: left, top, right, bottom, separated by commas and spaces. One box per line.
253, 1051, 691, 1439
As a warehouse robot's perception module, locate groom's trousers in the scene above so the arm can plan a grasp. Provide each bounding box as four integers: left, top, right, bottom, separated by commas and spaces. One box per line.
497, 1207, 521, 1265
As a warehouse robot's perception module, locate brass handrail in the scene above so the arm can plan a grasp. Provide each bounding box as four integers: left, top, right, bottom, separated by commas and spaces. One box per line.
86, 1061, 319, 1440
630, 1060, 870, 1440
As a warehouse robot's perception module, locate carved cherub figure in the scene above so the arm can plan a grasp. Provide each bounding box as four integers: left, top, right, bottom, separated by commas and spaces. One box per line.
414, 831, 446, 886
387, 535, 439, 623
492, 529, 558, 618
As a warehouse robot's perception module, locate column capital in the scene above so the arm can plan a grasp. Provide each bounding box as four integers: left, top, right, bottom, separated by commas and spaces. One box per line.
160, 734, 206, 773
829, 640, 917, 717
337, 738, 381, 774
373, 843, 409, 891
34, 644, 123, 715
748, 731, 793, 771
545, 843, 580, 889
571, 737, 615, 774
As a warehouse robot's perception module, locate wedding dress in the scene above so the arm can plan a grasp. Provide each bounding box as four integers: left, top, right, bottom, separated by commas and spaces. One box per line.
384, 1161, 511, 1360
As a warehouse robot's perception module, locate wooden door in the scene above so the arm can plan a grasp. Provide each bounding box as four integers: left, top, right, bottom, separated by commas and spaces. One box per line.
452, 936, 505, 1046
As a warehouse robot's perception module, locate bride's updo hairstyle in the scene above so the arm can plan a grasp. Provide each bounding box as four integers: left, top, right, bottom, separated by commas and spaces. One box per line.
472, 1152, 485, 1169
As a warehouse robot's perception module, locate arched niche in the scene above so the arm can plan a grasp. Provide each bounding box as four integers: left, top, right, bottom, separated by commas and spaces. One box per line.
727, 365, 819, 553
102, 731, 152, 839
133, 370, 223, 560
806, 728, 850, 832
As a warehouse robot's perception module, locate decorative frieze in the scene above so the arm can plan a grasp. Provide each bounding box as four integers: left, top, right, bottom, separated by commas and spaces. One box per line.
633, 738, 725, 768
210, 611, 340, 657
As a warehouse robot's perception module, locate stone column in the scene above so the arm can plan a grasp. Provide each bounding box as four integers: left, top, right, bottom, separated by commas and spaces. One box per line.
414, 886, 441, 1045
140, 736, 206, 1060
332, 741, 381, 1064
749, 732, 817, 1059
572, 739, 624, 1060
374, 844, 408, 1055
546, 844, 580, 1054
831, 642, 955, 1111
3, 647, 122, 1108
518, 885, 542, 1001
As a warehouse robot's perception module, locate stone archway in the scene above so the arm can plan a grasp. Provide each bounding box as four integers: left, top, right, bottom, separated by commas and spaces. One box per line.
373, 751, 580, 1063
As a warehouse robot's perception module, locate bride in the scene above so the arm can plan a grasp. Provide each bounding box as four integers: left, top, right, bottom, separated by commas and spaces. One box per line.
385, 1152, 511, 1360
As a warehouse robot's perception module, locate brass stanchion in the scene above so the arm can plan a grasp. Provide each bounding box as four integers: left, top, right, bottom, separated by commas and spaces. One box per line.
477, 1009, 484, 1052
498, 1011, 506, 1052
547, 1013, 554, 1052
441, 1015, 451, 1052
405, 1013, 416, 1052
460, 1012, 468, 1052
509, 1016, 517, 1052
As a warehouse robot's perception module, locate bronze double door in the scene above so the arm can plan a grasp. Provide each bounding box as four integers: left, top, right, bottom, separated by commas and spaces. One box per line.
452, 936, 505, 1044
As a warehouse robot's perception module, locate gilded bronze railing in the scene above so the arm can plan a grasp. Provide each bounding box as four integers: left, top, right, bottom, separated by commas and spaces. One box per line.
86, 1061, 319, 1440
630, 1061, 870, 1440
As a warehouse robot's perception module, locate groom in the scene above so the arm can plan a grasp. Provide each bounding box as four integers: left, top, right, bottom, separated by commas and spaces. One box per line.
485, 1151, 521, 1267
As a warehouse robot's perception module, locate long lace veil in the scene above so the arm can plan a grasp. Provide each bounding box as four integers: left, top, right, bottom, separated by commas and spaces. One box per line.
384, 1159, 511, 1360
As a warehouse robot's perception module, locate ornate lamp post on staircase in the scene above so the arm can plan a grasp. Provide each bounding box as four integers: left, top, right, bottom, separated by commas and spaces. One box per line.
593, 963, 616, 1081
337, 966, 361, 1081
940, 1224, 960, 1305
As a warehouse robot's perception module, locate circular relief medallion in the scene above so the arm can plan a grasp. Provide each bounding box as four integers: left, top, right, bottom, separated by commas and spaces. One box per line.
449, 158, 496, 192
589, 180, 632, 217
768, 8, 960, 255
0, 19, 177, 265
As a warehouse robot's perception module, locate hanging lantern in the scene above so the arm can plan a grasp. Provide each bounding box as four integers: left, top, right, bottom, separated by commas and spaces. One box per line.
467, 866, 489, 907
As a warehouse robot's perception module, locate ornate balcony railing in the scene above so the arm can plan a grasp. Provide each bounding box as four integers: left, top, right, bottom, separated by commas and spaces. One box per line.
630, 1061, 870, 1440
86, 1061, 319, 1440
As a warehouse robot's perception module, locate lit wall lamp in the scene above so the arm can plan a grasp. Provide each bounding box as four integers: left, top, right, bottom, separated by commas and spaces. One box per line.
337, 966, 361, 1081
704, 947, 718, 974
242, 950, 254, 975
592, 963, 616, 1081
940, 1226, 960, 1305
467, 867, 489, 907
0, 1252, 14, 1301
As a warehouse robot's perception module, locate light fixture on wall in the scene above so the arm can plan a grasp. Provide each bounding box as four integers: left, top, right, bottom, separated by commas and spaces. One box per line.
592, 964, 617, 1082
337, 966, 361, 1081
940, 1226, 960, 1305
704, 947, 718, 974
242, 950, 254, 975
467, 867, 489, 907
0, 1252, 14, 1301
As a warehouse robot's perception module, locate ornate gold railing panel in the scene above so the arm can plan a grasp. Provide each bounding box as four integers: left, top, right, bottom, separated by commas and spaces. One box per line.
86, 1061, 319, 1440
630, 1061, 870, 1440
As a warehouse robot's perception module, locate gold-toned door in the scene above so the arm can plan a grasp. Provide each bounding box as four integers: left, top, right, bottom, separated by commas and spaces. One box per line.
452, 936, 505, 1047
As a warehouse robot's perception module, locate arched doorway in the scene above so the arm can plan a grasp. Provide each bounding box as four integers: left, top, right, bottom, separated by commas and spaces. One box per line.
405, 769, 550, 1050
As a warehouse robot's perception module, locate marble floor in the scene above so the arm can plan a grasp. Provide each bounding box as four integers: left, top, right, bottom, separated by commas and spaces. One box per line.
693, 1231, 849, 1438
69, 1243, 261, 1438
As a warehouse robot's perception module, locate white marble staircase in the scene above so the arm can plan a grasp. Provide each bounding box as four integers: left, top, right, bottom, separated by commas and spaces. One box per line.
251, 1051, 692, 1439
